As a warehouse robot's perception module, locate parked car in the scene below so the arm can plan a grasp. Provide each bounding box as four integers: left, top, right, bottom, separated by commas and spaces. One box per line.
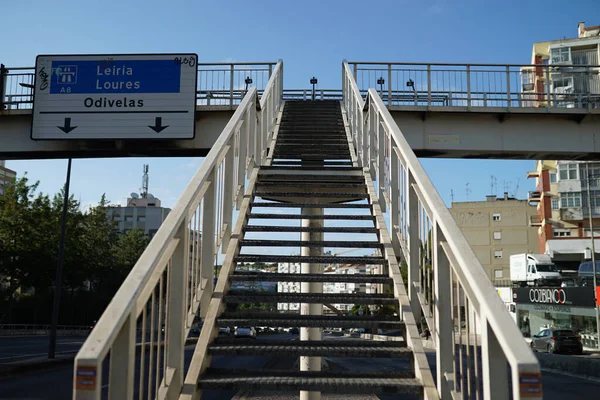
530, 328, 583, 354
218, 327, 231, 336
234, 327, 256, 338
289, 327, 299, 334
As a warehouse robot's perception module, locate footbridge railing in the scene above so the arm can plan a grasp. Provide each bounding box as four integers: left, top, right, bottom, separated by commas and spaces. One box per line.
342, 60, 542, 399
72, 60, 283, 400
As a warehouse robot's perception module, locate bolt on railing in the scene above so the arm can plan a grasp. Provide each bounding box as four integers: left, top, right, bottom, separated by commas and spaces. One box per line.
72, 60, 283, 400
343, 60, 542, 400
349, 61, 600, 111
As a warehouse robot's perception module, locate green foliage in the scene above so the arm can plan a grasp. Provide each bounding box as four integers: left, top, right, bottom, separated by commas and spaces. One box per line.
0, 176, 152, 325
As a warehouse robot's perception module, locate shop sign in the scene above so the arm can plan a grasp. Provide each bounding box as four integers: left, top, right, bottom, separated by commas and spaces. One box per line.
512, 287, 595, 308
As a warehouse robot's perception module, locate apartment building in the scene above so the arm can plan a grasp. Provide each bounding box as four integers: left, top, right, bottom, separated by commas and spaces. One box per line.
449, 193, 539, 281
107, 195, 171, 237
527, 160, 600, 270
521, 21, 600, 109
0, 160, 17, 197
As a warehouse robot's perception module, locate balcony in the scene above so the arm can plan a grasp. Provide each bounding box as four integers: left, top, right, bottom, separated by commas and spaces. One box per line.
560, 207, 584, 221
529, 215, 542, 227
528, 191, 542, 202
526, 170, 540, 179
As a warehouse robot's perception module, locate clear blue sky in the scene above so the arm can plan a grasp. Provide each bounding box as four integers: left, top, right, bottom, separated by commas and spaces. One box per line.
3, 0, 599, 209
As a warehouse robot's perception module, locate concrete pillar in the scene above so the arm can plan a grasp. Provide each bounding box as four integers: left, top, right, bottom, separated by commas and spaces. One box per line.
300, 207, 322, 400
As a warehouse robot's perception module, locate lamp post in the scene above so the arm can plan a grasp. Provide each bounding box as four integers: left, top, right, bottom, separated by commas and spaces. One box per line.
584, 163, 600, 349
244, 76, 253, 93
377, 77, 385, 99
310, 77, 318, 101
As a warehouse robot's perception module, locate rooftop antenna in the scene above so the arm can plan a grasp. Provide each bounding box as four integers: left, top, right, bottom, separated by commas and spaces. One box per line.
490, 175, 498, 196
512, 177, 520, 199
450, 189, 455, 203
465, 183, 471, 200
141, 164, 149, 198
503, 180, 511, 194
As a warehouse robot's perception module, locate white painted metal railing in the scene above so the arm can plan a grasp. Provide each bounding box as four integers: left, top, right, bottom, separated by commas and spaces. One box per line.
349, 61, 600, 112
343, 61, 543, 399
72, 60, 283, 400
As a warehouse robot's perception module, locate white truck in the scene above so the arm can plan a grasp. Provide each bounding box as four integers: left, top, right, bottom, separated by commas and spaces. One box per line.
509, 253, 562, 287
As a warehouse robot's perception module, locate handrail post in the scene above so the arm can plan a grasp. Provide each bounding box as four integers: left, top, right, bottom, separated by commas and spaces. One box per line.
506, 66, 511, 110
378, 120, 386, 213
108, 313, 135, 399
481, 315, 510, 399
368, 105, 376, 180
0, 64, 6, 111
390, 148, 400, 256
165, 221, 189, 391
433, 223, 453, 398
427, 64, 432, 109
222, 144, 234, 252
200, 174, 217, 318
229, 64, 234, 107
545, 64, 551, 111
407, 171, 422, 323
466, 65, 471, 109
387, 64, 392, 107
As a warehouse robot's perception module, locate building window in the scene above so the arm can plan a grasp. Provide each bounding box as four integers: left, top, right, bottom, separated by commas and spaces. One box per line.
560, 192, 581, 208
549, 172, 557, 184
551, 198, 559, 210
492, 213, 501, 221
558, 163, 578, 180
583, 228, 600, 237
550, 47, 571, 64
494, 250, 503, 259
553, 229, 571, 237
113, 216, 121, 222
138, 216, 146, 222
493, 231, 502, 240
494, 269, 504, 279
125, 216, 134, 222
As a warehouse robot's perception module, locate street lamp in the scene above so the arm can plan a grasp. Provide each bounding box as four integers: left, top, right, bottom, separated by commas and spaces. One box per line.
310, 77, 318, 101
377, 77, 385, 99
244, 76, 253, 92
406, 79, 417, 103
584, 163, 600, 349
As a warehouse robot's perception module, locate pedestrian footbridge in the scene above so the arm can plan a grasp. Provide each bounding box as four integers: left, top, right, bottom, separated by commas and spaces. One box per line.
50, 59, 589, 399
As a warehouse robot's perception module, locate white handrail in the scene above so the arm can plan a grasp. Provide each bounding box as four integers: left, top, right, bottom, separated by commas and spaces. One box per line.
73, 60, 283, 400
342, 60, 542, 400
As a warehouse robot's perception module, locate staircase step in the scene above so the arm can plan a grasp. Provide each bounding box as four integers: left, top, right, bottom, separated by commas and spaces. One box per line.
256, 182, 364, 189
257, 175, 364, 182
217, 313, 403, 329
208, 340, 411, 357
248, 213, 374, 220
259, 166, 362, 171
250, 202, 371, 209
231, 272, 393, 283
267, 162, 355, 167
243, 225, 378, 233
239, 239, 381, 248
234, 255, 386, 264
198, 370, 421, 394
254, 191, 368, 199
225, 292, 396, 305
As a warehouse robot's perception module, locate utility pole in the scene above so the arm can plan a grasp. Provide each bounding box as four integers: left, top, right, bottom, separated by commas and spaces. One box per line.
585, 163, 600, 349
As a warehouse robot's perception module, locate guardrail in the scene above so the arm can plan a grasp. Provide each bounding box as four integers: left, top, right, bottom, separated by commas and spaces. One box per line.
73, 60, 283, 400
0, 323, 91, 337
0, 62, 277, 110
349, 61, 600, 111
342, 60, 542, 399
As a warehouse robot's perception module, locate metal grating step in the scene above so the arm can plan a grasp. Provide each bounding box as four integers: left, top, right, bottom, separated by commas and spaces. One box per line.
247, 213, 374, 220
234, 255, 386, 264
254, 191, 368, 199
250, 202, 371, 209
267, 162, 355, 167
230, 272, 392, 284
259, 166, 362, 171
198, 371, 421, 394
216, 313, 404, 329
239, 240, 381, 248
243, 225, 378, 233
225, 292, 396, 305
207, 341, 411, 358
257, 175, 365, 182
256, 182, 364, 189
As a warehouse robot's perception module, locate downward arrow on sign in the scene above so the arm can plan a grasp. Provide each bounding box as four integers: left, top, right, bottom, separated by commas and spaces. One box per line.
57, 117, 77, 133
148, 117, 169, 133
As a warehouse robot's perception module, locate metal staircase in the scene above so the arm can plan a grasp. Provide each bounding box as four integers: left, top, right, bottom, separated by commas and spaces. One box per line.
193, 100, 428, 397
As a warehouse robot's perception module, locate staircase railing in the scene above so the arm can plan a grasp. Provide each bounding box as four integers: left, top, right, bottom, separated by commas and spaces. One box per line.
73, 60, 283, 400
342, 60, 542, 399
